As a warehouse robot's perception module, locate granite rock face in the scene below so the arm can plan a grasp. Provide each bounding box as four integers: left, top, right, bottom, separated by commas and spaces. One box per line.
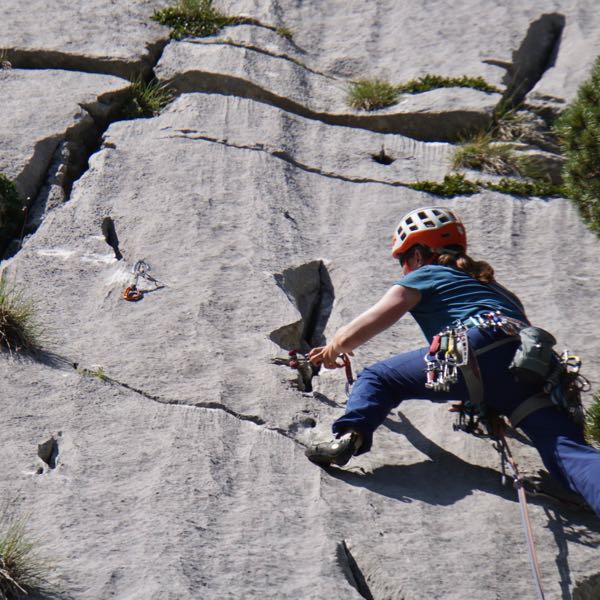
2, 2, 600, 599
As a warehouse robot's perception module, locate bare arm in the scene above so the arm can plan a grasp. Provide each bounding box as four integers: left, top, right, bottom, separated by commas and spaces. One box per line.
308, 285, 421, 368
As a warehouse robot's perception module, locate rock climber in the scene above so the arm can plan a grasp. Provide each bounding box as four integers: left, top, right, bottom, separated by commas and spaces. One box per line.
305, 206, 600, 517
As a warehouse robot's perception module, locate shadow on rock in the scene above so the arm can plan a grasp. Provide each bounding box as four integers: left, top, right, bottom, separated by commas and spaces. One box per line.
327, 411, 600, 532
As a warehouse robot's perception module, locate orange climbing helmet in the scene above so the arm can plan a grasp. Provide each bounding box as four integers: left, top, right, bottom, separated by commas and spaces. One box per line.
391, 206, 467, 258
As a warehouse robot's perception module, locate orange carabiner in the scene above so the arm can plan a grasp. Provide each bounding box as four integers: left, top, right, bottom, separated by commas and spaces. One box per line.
122, 285, 143, 302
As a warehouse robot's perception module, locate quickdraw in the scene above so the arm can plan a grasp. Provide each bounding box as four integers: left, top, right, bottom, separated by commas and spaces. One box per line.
272, 349, 355, 396
544, 350, 590, 426
122, 260, 165, 302
424, 324, 469, 392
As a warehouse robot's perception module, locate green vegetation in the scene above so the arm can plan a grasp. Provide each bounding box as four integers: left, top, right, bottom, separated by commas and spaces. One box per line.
396, 74, 499, 95
484, 178, 563, 198
408, 174, 480, 196
452, 134, 521, 175
87, 366, 109, 382
120, 78, 173, 119
152, 0, 240, 39
554, 55, 600, 235
407, 173, 562, 198
0, 277, 42, 354
275, 26, 294, 41
348, 74, 499, 111
347, 78, 399, 111
152, 0, 293, 41
451, 133, 558, 181
0, 174, 24, 255
585, 393, 600, 447
0, 513, 48, 598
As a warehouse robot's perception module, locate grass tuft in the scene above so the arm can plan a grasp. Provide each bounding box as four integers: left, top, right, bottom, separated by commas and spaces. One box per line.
396, 74, 500, 95
493, 109, 556, 148
348, 74, 499, 111
0, 513, 49, 598
585, 393, 600, 447
275, 26, 294, 40
0, 277, 42, 355
120, 78, 173, 119
152, 0, 292, 41
347, 78, 399, 111
152, 0, 239, 39
554, 55, 600, 236
452, 133, 521, 176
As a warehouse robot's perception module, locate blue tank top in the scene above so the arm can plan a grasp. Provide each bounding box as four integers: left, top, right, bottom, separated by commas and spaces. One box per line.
397, 265, 528, 341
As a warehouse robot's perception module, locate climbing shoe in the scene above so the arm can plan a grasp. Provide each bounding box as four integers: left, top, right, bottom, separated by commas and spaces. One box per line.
305, 431, 361, 467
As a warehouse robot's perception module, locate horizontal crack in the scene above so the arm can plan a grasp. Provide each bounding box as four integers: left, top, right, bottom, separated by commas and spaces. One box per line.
166, 130, 565, 199
163, 70, 493, 143
193, 401, 265, 425
3, 40, 169, 80
168, 130, 409, 187
75, 365, 297, 440
185, 39, 341, 81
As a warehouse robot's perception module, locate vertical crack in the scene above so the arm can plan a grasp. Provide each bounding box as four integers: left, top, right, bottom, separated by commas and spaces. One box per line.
337, 540, 375, 600
7, 42, 171, 262
500, 13, 565, 111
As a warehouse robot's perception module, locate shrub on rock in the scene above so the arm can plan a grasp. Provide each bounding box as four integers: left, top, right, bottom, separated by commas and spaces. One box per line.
586, 393, 600, 447
555, 55, 600, 235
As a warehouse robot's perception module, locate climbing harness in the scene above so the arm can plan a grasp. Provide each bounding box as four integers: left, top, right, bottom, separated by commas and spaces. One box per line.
438, 311, 593, 600
425, 311, 524, 402
122, 260, 165, 302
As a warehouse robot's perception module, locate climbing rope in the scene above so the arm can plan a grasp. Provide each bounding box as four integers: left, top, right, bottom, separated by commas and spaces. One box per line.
494, 419, 546, 600
122, 260, 165, 302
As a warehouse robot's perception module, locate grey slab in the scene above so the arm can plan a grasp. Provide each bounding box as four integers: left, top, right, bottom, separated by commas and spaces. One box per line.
3, 89, 600, 598
0, 359, 361, 599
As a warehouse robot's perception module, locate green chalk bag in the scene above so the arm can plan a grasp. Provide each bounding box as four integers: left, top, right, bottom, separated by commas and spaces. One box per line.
509, 326, 557, 385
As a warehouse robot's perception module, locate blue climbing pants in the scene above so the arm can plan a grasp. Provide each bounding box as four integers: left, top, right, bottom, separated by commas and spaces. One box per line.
332, 327, 600, 517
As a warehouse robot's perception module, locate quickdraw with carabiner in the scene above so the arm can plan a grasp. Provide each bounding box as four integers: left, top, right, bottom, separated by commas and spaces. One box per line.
122, 260, 165, 302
